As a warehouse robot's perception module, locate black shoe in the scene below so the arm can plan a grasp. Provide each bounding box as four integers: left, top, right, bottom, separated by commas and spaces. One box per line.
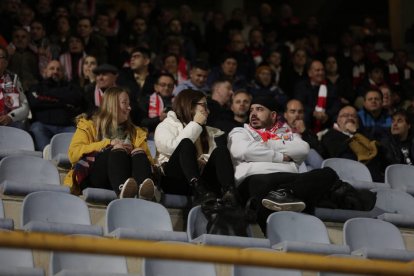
191, 178, 217, 207
261, 189, 306, 212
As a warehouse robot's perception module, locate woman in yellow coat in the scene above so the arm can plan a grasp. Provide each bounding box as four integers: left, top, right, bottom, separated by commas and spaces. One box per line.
64, 87, 155, 199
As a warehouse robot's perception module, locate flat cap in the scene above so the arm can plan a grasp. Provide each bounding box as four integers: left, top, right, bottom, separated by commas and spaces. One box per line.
93, 63, 119, 75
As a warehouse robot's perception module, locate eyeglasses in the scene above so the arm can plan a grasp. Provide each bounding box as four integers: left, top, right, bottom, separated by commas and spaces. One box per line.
195, 102, 208, 109
157, 83, 175, 89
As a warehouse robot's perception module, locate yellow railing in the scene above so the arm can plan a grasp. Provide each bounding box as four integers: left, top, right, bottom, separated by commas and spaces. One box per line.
0, 231, 413, 275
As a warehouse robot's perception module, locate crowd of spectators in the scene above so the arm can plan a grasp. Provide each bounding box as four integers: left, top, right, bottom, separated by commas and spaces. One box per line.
1, 0, 413, 179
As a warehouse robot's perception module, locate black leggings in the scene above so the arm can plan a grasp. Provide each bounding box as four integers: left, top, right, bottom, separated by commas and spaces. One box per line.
237, 167, 339, 233
161, 138, 235, 196
82, 148, 152, 195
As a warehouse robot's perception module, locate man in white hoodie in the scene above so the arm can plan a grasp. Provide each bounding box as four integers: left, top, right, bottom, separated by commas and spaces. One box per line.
228, 96, 344, 232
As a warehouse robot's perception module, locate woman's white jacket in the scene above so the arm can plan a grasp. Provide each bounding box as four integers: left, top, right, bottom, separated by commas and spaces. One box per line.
154, 111, 223, 164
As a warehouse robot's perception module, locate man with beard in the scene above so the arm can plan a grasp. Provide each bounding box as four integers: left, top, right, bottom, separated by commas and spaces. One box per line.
228, 97, 376, 233
27, 60, 83, 150
321, 105, 384, 181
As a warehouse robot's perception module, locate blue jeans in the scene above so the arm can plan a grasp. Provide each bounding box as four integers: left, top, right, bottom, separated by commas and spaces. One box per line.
29, 121, 76, 151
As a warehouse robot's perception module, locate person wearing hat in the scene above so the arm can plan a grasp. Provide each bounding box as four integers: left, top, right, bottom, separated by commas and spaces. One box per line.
228, 96, 376, 234
83, 63, 119, 116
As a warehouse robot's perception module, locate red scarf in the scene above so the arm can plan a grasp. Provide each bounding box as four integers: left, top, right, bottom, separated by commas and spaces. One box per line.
94, 86, 104, 107
0, 73, 20, 116
313, 81, 327, 133
248, 119, 292, 142
148, 92, 164, 118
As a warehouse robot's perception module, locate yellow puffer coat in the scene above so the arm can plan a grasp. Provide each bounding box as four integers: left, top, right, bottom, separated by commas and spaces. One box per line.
64, 118, 153, 193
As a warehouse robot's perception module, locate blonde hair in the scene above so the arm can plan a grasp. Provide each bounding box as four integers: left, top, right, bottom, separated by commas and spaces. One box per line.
93, 87, 136, 140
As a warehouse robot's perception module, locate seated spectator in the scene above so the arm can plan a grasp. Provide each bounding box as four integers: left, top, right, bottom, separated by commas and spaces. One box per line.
324, 55, 355, 106
228, 97, 376, 233
29, 19, 52, 74
117, 47, 155, 100
386, 49, 413, 96
154, 89, 239, 206
27, 60, 83, 150
161, 53, 187, 85
321, 105, 384, 181
173, 59, 210, 96
358, 89, 392, 140
79, 55, 98, 89
279, 48, 308, 98
227, 32, 256, 80
7, 27, 39, 91
294, 60, 341, 133
140, 73, 175, 132
213, 89, 252, 136
207, 53, 247, 91
355, 64, 386, 108
380, 109, 413, 167
264, 48, 284, 88
248, 64, 287, 110
65, 87, 156, 199
207, 79, 234, 128
0, 46, 29, 129
76, 17, 108, 63
59, 34, 86, 82
283, 99, 322, 153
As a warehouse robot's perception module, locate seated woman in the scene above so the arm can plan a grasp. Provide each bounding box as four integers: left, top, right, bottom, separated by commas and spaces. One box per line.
65, 87, 155, 199
154, 89, 238, 206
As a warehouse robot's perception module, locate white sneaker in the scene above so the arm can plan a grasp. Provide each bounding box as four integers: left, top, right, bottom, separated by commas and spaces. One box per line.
138, 178, 155, 200
119, 178, 138, 199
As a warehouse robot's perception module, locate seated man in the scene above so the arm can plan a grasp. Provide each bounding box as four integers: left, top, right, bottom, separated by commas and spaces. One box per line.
173, 59, 209, 96
380, 109, 413, 166
228, 96, 375, 233
0, 45, 29, 129
321, 105, 384, 181
27, 60, 83, 150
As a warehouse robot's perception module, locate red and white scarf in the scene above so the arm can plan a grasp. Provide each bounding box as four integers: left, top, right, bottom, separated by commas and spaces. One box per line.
247, 119, 293, 143
352, 63, 365, 88
148, 92, 164, 118
0, 73, 20, 116
94, 86, 104, 107
388, 62, 412, 86
59, 52, 85, 81
314, 81, 327, 133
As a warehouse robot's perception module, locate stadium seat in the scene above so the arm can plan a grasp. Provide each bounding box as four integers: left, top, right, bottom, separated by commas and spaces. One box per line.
0, 125, 42, 159
147, 139, 156, 158
343, 218, 414, 261
21, 191, 102, 235
187, 206, 270, 248
304, 148, 324, 170
231, 248, 302, 276
0, 233, 44, 276
0, 199, 13, 230
143, 242, 216, 276
82, 187, 118, 205
49, 132, 74, 169
0, 155, 70, 195
267, 211, 350, 255
385, 164, 414, 195
322, 158, 389, 190
106, 198, 187, 241
314, 188, 414, 227
50, 237, 129, 275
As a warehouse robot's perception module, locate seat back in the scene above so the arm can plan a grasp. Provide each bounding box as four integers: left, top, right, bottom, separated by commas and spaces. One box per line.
343, 218, 406, 251
385, 164, 414, 191
305, 148, 324, 169
50, 246, 128, 275
267, 211, 330, 244
375, 188, 414, 215
0, 155, 60, 185
106, 198, 173, 233
22, 191, 92, 227
0, 126, 35, 151
144, 258, 216, 276
50, 132, 74, 161
0, 246, 35, 268
232, 248, 301, 276
147, 139, 156, 158
322, 158, 372, 182
187, 206, 210, 240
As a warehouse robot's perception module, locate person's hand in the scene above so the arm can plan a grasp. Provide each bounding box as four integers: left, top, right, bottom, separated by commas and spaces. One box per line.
292, 119, 306, 134
122, 143, 133, 154
111, 138, 123, 146
193, 109, 207, 125
283, 154, 292, 162
345, 122, 357, 134
0, 115, 12, 126
131, 147, 145, 155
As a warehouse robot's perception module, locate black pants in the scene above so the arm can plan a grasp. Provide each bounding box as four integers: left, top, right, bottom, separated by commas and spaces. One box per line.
237, 167, 339, 233
82, 148, 152, 195
161, 138, 235, 196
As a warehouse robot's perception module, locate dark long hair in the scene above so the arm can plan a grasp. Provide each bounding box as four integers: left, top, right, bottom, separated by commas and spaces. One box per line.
173, 89, 209, 153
